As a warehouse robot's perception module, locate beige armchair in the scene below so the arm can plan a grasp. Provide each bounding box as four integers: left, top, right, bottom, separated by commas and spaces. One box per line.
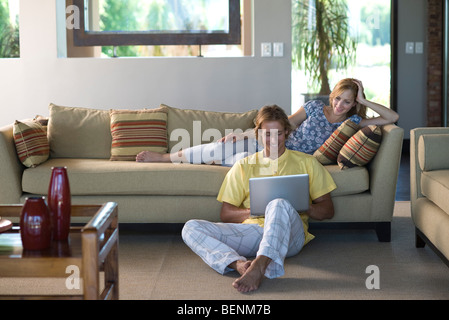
410, 127, 449, 267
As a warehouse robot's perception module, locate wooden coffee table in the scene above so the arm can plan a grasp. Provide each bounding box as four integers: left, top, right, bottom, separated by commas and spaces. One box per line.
0, 202, 119, 300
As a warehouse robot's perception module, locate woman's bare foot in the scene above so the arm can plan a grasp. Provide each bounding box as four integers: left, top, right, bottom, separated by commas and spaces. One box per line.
136, 151, 170, 162
232, 256, 271, 293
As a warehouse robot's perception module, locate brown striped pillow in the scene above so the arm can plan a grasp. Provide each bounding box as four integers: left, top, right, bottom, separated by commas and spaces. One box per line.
110, 108, 168, 161
313, 119, 359, 165
13, 119, 50, 167
337, 125, 382, 169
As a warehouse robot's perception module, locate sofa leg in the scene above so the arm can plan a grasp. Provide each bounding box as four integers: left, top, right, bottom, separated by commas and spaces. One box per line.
415, 228, 426, 248
375, 222, 391, 242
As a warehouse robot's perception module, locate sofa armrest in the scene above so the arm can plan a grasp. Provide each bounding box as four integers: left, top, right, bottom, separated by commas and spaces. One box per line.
410, 127, 449, 205
0, 124, 25, 204
367, 124, 404, 220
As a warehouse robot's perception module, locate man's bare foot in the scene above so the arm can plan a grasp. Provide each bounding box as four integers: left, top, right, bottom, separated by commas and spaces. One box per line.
136, 151, 168, 162
232, 256, 271, 293
229, 260, 252, 276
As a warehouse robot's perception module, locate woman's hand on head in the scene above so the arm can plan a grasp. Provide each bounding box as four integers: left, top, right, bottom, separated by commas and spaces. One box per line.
352, 79, 366, 103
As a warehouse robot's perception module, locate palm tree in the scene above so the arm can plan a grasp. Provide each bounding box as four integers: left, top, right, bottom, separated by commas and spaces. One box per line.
0, 0, 19, 58
292, 0, 356, 96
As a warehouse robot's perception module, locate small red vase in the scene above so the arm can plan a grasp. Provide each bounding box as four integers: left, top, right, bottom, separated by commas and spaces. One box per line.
20, 197, 52, 250
48, 167, 71, 241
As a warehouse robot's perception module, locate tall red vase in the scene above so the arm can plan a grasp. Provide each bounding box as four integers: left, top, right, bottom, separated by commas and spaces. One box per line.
48, 166, 71, 241
20, 197, 52, 250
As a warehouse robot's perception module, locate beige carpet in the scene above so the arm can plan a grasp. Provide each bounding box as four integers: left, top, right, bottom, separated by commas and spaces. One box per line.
1, 201, 449, 300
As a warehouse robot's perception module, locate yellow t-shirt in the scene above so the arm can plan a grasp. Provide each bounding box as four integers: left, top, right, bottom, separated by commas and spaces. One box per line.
216, 149, 337, 245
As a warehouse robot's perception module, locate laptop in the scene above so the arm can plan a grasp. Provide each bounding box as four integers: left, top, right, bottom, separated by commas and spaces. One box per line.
249, 174, 309, 216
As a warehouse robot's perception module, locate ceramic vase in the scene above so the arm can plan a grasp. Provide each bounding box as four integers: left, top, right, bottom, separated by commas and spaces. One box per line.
20, 197, 52, 250
48, 166, 71, 241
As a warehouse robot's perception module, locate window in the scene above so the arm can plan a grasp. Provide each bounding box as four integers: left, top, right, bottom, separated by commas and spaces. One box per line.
0, 0, 19, 58
72, 0, 242, 57
292, 0, 392, 114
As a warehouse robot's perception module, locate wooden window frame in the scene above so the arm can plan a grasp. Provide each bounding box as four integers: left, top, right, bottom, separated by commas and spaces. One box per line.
72, 0, 241, 47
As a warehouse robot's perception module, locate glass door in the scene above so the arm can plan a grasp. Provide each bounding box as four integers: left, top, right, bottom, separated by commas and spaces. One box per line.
292, 0, 391, 116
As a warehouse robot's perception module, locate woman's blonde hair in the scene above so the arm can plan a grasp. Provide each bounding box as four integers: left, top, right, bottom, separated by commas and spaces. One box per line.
329, 78, 367, 119
254, 105, 293, 139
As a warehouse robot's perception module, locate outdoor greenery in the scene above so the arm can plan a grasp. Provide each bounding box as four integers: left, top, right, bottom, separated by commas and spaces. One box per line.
359, 3, 390, 47
100, 0, 140, 57
0, 0, 19, 58
292, 0, 357, 95
98, 0, 230, 57
291, 0, 391, 111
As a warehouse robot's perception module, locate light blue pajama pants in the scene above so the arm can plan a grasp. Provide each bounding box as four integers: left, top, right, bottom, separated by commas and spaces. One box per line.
181, 198, 305, 279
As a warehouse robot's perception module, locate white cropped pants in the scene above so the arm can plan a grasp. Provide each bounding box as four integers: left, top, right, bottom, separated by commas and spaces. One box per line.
182, 138, 261, 166
181, 199, 305, 279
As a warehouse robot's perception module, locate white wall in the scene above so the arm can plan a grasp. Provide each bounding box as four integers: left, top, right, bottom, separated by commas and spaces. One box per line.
0, 0, 292, 126
396, 0, 427, 139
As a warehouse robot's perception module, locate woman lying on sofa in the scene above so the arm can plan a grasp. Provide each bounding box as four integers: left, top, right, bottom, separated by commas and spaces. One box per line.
136, 78, 399, 166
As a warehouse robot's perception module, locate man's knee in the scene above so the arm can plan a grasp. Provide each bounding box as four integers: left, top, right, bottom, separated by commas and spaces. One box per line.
266, 198, 292, 210
182, 219, 200, 242
265, 198, 297, 218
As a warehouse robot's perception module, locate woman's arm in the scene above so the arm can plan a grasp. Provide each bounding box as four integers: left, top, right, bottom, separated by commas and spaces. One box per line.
354, 80, 399, 127
220, 202, 251, 223
288, 106, 307, 128
219, 105, 308, 143
358, 99, 399, 127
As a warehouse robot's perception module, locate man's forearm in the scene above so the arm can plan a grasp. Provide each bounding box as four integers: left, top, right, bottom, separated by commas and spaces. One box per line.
220, 202, 251, 223
306, 193, 334, 221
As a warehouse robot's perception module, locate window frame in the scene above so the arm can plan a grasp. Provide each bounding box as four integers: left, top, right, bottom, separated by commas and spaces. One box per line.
72, 0, 241, 47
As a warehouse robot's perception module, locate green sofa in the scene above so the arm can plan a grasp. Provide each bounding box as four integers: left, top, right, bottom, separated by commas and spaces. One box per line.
0, 103, 404, 241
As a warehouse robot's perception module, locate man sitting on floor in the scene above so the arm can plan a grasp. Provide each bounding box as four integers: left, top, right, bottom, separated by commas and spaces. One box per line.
182, 104, 337, 293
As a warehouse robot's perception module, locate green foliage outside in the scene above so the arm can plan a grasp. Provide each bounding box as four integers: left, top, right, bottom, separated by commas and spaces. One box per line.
100, 0, 141, 57
0, 0, 19, 58
292, 0, 357, 95
292, 0, 391, 109
99, 0, 227, 57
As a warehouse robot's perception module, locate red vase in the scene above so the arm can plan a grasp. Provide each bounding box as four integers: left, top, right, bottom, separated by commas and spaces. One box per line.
48, 167, 71, 241
20, 197, 52, 250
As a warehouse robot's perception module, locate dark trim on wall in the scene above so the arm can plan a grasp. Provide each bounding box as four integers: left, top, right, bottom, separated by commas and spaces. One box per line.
72, 0, 241, 47
391, 0, 398, 114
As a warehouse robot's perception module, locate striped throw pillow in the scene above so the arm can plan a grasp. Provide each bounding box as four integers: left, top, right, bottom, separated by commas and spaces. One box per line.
13, 119, 50, 167
313, 119, 359, 165
337, 125, 382, 169
110, 109, 168, 161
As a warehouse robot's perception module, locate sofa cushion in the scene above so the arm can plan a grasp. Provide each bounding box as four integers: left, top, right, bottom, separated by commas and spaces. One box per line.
418, 134, 449, 171
324, 165, 369, 196
21, 159, 369, 198
337, 125, 382, 169
110, 108, 168, 161
420, 170, 449, 214
13, 119, 49, 167
161, 104, 258, 152
48, 104, 112, 159
22, 158, 231, 197
313, 119, 359, 165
